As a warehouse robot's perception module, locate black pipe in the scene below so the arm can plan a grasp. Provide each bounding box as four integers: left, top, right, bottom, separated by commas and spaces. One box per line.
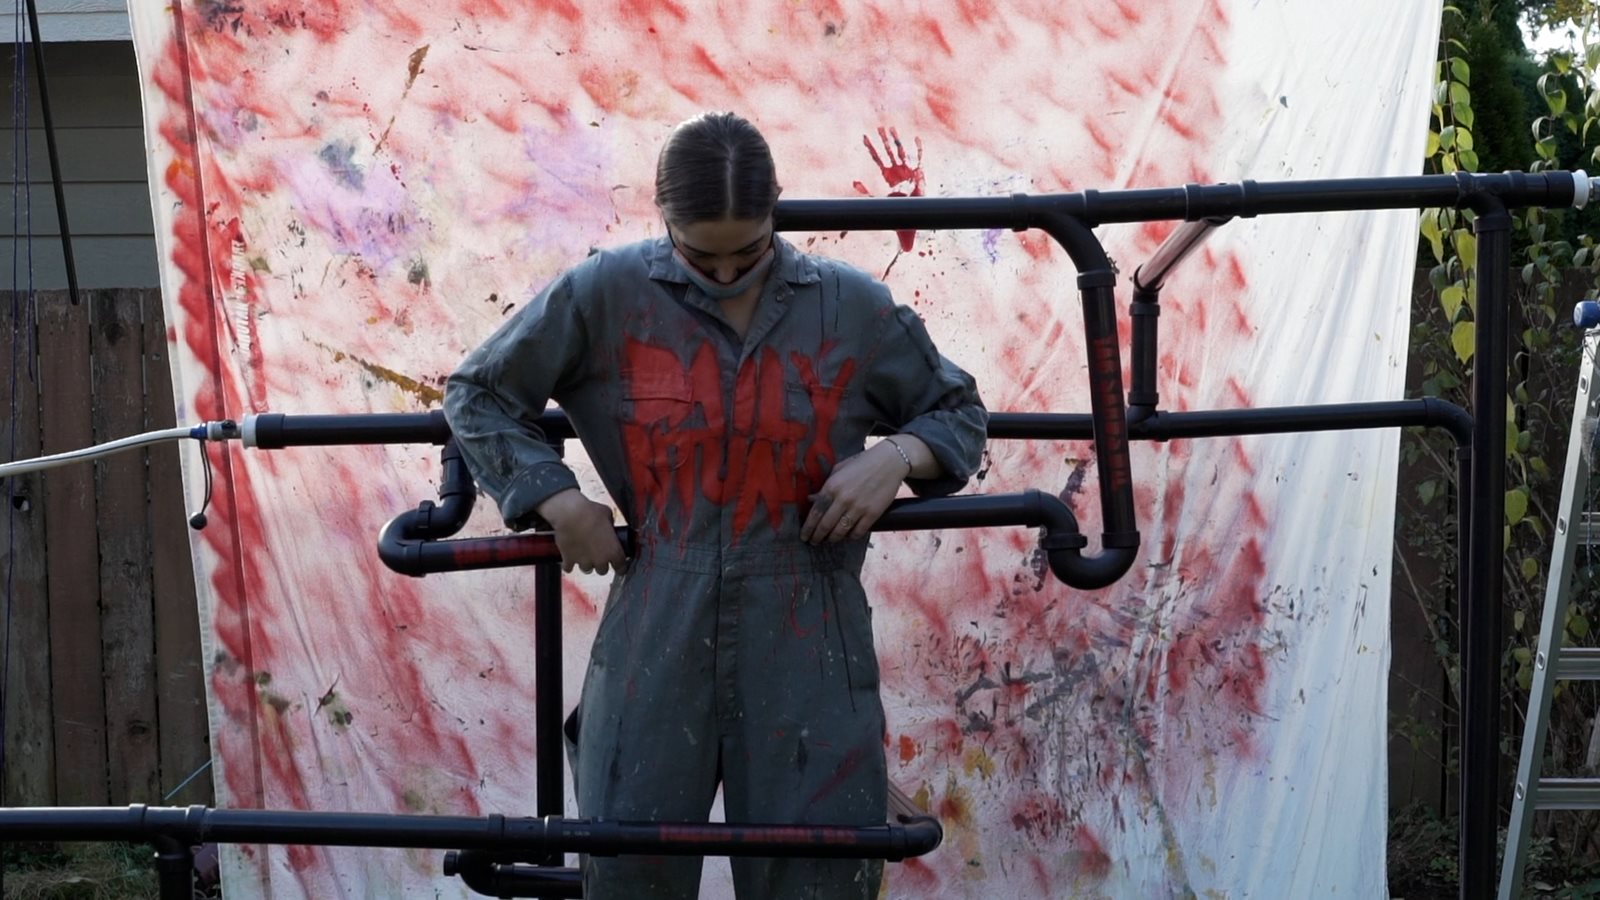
1031, 210, 1140, 585
23, 0, 80, 306
441, 803, 941, 899
243, 400, 1475, 451
246, 411, 457, 448
152, 834, 193, 900
491, 816, 943, 861
381, 490, 1105, 587
421, 440, 475, 538
379, 402, 1477, 589
1461, 202, 1510, 900
982, 400, 1474, 446
534, 561, 563, 856
377, 517, 634, 576
1135, 400, 1473, 444
872, 491, 1112, 588
1128, 285, 1161, 414
373, 442, 488, 574
532, 438, 568, 857
772, 172, 1582, 231
445, 852, 583, 899
0, 805, 942, 860
1455, 443, 1473, 829
867, 491, 1070, 532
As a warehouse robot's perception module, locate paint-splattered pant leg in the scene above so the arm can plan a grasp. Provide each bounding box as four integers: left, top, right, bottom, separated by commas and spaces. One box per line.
577, 554, 722, 899
576, 543, 887, 899
719, 550, 887, 900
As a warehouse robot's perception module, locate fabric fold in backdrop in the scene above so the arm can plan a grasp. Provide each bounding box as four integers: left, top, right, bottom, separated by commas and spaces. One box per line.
128, 1, 1439, 895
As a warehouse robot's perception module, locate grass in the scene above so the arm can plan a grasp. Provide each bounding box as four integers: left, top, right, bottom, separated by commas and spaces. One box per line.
2, 842, 158, 900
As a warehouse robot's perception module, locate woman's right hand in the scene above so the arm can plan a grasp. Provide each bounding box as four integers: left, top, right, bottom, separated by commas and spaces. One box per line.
536, 489, 628, 575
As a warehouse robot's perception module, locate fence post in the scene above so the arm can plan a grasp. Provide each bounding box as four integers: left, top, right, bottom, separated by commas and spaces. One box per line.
39, 290, 107, 806
0, 292, 53, 806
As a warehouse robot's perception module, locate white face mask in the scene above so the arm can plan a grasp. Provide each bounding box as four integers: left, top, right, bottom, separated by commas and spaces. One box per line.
672, 245, 776, 300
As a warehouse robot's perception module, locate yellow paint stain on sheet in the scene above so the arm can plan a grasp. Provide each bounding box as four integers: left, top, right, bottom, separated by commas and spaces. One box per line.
313, 340, 443, 406
961, 746, 996, 779
937, 778, 986, 880
258, 689, 293, 735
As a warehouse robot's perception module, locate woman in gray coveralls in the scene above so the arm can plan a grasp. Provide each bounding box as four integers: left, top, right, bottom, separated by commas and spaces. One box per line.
443, 111, 987, 899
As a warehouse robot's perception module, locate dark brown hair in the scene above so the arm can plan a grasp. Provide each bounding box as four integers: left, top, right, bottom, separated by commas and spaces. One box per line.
655, 112, 780, 226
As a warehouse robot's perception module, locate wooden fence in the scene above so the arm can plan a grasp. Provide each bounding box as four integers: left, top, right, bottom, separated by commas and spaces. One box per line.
0, 288, 212, 808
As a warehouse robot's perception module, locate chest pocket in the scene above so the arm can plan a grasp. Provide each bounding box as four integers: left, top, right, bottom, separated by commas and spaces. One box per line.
623, 372, 700, 472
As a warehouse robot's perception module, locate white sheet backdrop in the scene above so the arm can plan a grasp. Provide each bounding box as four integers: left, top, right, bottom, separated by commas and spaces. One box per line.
128, 1, 1438, 895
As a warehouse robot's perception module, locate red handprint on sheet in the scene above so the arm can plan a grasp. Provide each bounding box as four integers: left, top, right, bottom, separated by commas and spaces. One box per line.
852, 126, 925, 252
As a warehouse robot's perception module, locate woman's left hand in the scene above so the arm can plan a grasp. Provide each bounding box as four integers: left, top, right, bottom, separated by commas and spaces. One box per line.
801, 441, 911, 544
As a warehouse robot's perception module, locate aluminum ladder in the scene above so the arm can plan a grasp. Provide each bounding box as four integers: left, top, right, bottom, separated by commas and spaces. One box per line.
1499, 331, 1600, 898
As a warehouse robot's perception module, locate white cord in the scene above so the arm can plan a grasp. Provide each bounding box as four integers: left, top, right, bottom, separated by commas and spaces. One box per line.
0, 426, 197, 478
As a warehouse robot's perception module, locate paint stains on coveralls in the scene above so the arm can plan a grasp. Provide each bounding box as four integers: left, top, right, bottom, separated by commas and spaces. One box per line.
444, 234, 987, 898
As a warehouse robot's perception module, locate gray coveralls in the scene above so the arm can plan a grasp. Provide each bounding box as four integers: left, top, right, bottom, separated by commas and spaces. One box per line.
444, 235, 987, 899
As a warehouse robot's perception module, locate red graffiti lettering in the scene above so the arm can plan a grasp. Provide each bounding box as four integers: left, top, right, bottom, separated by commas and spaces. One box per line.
621, 339, 723, 537
790, 351, 856, 479
621, 338, 858, 539
729, 349, 811, 534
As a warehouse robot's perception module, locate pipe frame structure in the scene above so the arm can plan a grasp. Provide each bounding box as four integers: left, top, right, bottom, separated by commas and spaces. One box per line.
0, 803, 942, 900
5, 398, 1480, 899
4, 172, 1573, 899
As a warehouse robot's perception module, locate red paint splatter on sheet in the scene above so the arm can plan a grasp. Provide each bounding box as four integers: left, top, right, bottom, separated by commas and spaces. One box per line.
145, 0, 1302, 893
847, 0, 1272, 891
151, 8, 510, 895
1074, 825, 1114, 879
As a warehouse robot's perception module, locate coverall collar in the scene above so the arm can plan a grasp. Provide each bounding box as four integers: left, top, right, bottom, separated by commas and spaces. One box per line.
647, 233, 821, 288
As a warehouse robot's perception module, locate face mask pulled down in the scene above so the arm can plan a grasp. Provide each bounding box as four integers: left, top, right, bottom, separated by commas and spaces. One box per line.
672, 246, 775, 301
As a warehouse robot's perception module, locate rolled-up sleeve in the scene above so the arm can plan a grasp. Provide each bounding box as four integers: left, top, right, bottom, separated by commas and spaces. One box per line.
863, 300, 988, 497
444, 269, 590, 530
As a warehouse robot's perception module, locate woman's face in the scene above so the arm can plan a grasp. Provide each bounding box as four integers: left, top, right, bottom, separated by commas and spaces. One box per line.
666, 216, 775, 285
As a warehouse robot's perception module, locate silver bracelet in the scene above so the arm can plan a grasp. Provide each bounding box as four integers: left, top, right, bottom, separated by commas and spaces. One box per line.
883, 436, 914, 478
